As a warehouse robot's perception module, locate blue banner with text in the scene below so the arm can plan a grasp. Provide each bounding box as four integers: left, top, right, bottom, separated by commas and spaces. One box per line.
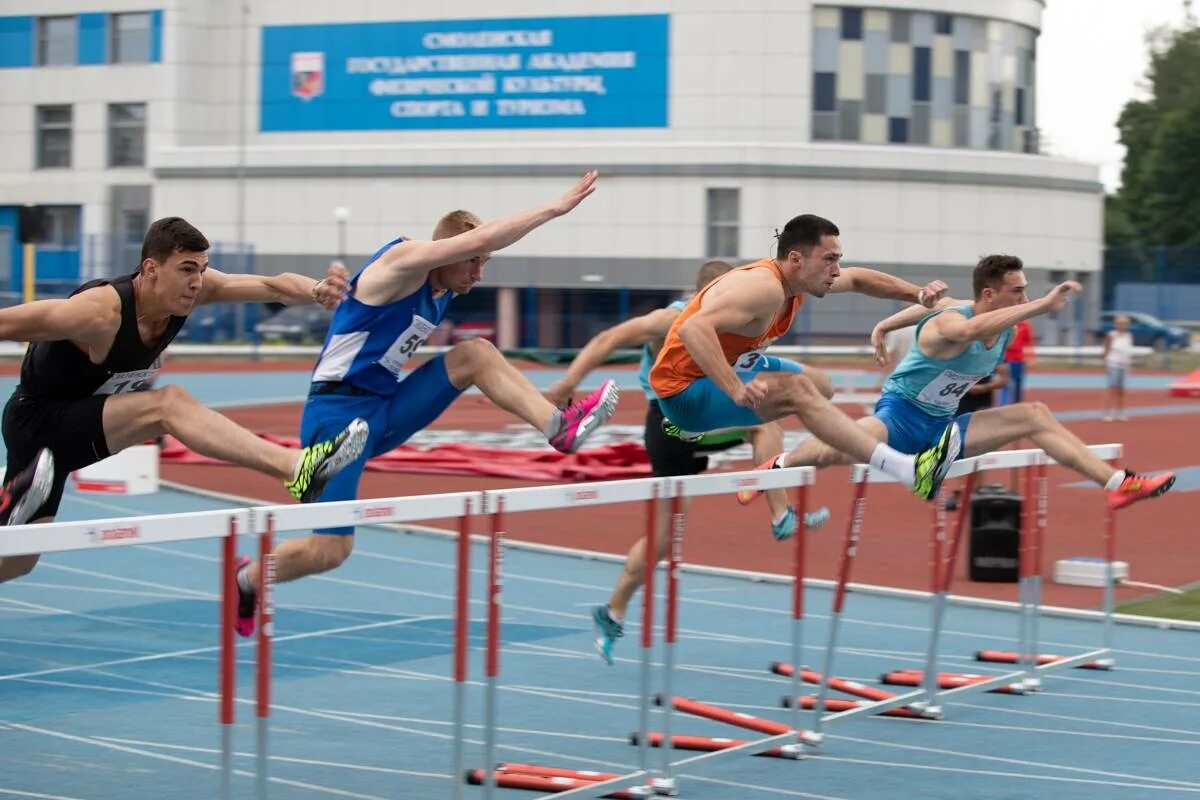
260, 14, 669, 131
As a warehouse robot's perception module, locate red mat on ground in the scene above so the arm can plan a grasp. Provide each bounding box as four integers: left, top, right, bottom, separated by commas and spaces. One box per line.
1169, 368, 1200, 398
159, 434, 651, 481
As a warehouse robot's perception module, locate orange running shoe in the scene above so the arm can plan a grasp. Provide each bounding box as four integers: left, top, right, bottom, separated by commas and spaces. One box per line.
1106, 470, 1176, 510
736, 455, 783, 505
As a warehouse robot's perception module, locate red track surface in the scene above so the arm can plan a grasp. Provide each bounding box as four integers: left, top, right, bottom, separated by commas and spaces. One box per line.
160, 375, 1197, 609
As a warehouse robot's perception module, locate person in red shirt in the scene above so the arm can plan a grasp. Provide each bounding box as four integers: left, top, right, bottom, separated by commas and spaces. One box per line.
1001, 318, 1035, 404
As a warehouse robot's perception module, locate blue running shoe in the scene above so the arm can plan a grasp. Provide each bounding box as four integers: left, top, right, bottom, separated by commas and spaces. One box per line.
771, 505, 832, 541
591, 604, 624, 665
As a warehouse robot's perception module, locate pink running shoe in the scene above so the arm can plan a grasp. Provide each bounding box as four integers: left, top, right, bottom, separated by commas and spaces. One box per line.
548, 379, 620, 453
234, 556, 257, 638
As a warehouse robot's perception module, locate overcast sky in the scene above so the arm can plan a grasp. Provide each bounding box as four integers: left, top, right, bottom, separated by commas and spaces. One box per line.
1037, 0, 1194, 192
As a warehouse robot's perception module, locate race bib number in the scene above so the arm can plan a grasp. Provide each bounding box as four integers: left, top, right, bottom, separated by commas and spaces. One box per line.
733, 348, 766, 372
94, 358, 162, 396
379, 315, 436, 380
915, 368, 984, 409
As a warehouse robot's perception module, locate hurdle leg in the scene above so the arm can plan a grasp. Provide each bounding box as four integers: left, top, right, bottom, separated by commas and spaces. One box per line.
483, 497, 505, 800
1024, 459, 1049, 691
256, 513, 275, 800
809, 475, 868, 746
220, 517, 238, 800
653, 490, 683, 795
1098, 459, 1118, 670
915, 468, 980, 715
781, 484, 810, 758
452, 497, 474, 800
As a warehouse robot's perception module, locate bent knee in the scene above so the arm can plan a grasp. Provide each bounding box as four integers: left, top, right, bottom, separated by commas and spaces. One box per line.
802, 368, 835, 400
777, 373, 821, 412
1024, 401, 1053, 424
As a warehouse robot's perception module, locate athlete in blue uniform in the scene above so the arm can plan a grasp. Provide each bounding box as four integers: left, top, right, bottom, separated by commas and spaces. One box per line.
233, 172, 620, 635
750, 255, 1175, 511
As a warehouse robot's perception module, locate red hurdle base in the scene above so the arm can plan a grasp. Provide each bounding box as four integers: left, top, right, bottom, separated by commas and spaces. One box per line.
632, 732, 788, 759
880, 669, 1021, 693
770, 661, 897, 703
655, 694, 792, 736
464, 768, 642, 798
975, 649, 1108, 670
779, 694, 925, 718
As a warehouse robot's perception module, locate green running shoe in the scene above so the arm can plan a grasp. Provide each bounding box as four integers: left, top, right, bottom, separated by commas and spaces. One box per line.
285, 418, 369, 503
912, 422, 962, 501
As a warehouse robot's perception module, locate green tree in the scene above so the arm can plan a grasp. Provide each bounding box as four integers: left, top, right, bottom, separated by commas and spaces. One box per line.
1108, 24, 1200, 246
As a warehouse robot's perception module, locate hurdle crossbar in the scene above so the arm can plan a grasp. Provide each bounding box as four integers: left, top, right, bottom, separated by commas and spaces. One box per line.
819, 444, 1123, 731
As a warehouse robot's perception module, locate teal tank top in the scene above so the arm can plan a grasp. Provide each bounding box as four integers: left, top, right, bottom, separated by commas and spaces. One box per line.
638, 299, 687, 400
882, 304, 1013, 417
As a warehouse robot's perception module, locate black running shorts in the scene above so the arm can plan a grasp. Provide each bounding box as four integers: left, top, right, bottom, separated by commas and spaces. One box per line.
3, 391, 111, 519
643, 399, 745, 478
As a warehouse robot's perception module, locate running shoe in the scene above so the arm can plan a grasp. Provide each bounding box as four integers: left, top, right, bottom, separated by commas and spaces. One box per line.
912, 422, 962, 501
736, 455, 784, 505
285, 418, 369, 502
591, 604, 624, 666
1106, 470, 1175, 510
661, 418, 705, 443
549, 380, 619, 454
0, 448, 54, 527
234, 556, 257, 638
771, 505, 832, 541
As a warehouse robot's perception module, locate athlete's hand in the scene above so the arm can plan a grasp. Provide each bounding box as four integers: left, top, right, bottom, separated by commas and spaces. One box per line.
548, 170, 599, 217
544, 382, 574, 409
313, 262, 351, 309
871, 325, 890, 367
917, 280, 949, 308
733, 378, 769, 410
1041, 281, 1082, 312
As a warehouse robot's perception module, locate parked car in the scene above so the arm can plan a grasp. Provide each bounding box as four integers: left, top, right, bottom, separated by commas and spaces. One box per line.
254, 305, 332, 344
1095, 311, 1190, 350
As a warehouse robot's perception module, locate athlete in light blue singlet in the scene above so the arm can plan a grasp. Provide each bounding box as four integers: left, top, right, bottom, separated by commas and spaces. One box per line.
765, 254, 1176, 513
232, 172, 628, 637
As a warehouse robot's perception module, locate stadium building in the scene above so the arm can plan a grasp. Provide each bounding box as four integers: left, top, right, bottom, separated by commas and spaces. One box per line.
0, 0, 1100, 347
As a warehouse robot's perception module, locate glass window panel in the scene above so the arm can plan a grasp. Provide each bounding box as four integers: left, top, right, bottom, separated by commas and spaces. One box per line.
112, 12, 152, 63
38, 16, 76, 66
838, 100, 862, 140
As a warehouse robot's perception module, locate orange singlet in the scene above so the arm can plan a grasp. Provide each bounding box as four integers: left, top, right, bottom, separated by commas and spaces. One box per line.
650, 258, 803, 398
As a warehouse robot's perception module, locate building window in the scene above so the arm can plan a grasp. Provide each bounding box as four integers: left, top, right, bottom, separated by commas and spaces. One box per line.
111, 12, 152, 63
109, 103, 147, 167
37, 16, 77, 66
36, 206, 82, 247
36, 105, 72, 169
813, 6, 1037, 151
706, 188, 740, 260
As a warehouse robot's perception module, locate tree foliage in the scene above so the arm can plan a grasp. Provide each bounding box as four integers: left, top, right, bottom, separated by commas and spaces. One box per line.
1108, 24, 1200, 246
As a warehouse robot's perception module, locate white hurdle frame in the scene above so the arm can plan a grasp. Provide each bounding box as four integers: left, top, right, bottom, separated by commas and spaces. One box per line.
807, 444, 1123, 739
476, 466, 816, 800
0, 508, 250, 800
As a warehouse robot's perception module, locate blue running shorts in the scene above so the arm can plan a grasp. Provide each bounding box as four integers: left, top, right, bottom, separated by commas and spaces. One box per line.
873, 392, 972, 456
657, 354, 804, 436
300, 355, 463, 534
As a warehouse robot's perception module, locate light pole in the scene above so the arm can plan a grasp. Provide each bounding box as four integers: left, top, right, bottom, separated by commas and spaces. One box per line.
333, 206, 350, 264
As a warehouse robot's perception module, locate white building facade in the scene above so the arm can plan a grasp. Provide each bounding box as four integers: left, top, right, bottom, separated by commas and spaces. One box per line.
0, 0, 1101, 346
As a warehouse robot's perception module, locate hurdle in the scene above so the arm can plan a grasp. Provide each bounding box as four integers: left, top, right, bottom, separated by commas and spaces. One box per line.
803, 444, 1123, 743
0, 507, 251, 800
467, 465, 817, 799
250, 492, 477, 800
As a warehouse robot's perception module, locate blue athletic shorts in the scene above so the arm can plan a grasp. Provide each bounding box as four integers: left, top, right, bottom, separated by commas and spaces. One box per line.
300, 355, 463, 534
657, 355, 804, 435
873, 393, 972, 456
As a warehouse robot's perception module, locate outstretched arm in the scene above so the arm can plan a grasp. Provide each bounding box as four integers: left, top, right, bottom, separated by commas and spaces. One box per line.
870, 296, 967, 365
929, 281, 1081, 346
198, 262, 350, 309
546, 307, 679, 406
359, 171, 598, 293
831, 267, 948, 307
